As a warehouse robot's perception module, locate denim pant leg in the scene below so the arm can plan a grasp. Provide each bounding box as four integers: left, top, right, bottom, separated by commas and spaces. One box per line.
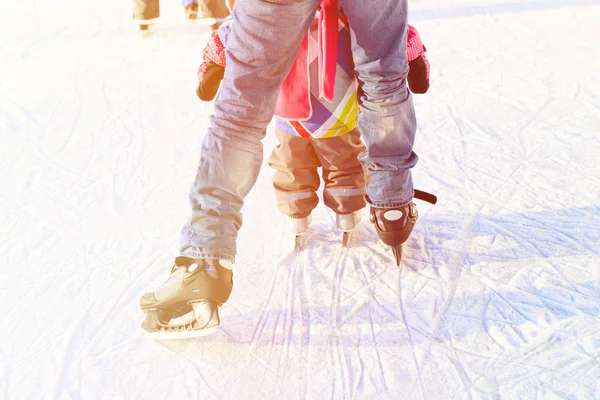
180, 0, 321, 263
339, 0, 418, 208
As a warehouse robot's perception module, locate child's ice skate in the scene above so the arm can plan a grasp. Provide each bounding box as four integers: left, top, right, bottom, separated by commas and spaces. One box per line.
139, 256, 233, 340
370, 190, 437, 266
289, 215, 311, 251
135, 21, 154, 36
134, 18, 158, 36
290, 214, 312, 235
336, 211, 362, 247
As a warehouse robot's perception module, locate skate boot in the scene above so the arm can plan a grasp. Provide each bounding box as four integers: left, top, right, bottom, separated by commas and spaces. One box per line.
140, 256, 233, 340
336, 211, 362, 232
185, 3, 198, 19
336, 211, 362, 247
290, 214, 312, 236
370, 190, 437, 266
135, 18, 158, 35
289, 214, 311, 251
370, 203, 417, 266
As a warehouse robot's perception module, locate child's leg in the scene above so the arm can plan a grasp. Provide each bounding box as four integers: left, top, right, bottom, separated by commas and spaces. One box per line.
311, 128, 367, 215
268, 130, 321, 219
132, 0, 160, 22
197, 0, 230, 19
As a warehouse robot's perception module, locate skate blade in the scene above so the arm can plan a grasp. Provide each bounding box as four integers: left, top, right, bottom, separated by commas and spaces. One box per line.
141, 301, 220, 340
142, 324, 219, 340
342, 232, 350, 248
392, 245, 402, 267
294, 235, 303, 252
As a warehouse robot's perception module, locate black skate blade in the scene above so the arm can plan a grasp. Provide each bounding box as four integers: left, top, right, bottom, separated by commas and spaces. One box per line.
414, 189, 437, 205
391, 245, 402, 267
342, 232, 350, 248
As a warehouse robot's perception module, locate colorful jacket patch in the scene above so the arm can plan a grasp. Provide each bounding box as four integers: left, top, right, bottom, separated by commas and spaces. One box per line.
275, 17, 358, 139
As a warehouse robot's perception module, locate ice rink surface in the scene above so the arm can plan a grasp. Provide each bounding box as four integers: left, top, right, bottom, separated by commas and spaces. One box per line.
1, 0, 599, 398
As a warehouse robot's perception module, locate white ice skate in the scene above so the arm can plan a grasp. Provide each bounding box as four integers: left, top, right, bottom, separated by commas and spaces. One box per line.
134, 18, 158, 36
336, 211, 362, 247
336, 211, 362, 232
290, 215, 312, 235
289, 215, 312, 251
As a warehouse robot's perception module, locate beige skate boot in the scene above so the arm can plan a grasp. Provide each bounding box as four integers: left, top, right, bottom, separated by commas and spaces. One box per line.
140, 256, 233, 340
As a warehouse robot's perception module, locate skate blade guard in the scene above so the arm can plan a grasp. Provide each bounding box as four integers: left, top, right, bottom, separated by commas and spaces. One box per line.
141, 300, 220, 340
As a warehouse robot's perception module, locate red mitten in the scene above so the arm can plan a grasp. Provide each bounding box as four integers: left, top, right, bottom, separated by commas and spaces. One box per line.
406, 25, 430, 94
197, 31, 227, 101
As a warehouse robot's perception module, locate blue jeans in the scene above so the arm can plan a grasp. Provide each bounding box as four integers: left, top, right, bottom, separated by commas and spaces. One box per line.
180, 0, 417, 262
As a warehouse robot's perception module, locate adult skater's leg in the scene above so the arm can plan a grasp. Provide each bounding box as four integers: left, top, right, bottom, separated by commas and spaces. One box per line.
180, 0, 321, 262
139, 0, 321, 339
339, 0, 421, 264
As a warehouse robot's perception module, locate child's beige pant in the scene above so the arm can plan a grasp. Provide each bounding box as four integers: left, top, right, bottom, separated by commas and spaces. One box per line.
132, 0, 229, 21
268, 128, 367, 219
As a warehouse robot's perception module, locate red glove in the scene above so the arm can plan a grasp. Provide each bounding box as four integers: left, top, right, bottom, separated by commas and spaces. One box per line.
197, 31, 227, 101
406, 25, 430, 94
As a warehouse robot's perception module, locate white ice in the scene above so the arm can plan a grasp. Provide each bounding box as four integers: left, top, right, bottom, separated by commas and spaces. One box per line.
1, 0, 599, 398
